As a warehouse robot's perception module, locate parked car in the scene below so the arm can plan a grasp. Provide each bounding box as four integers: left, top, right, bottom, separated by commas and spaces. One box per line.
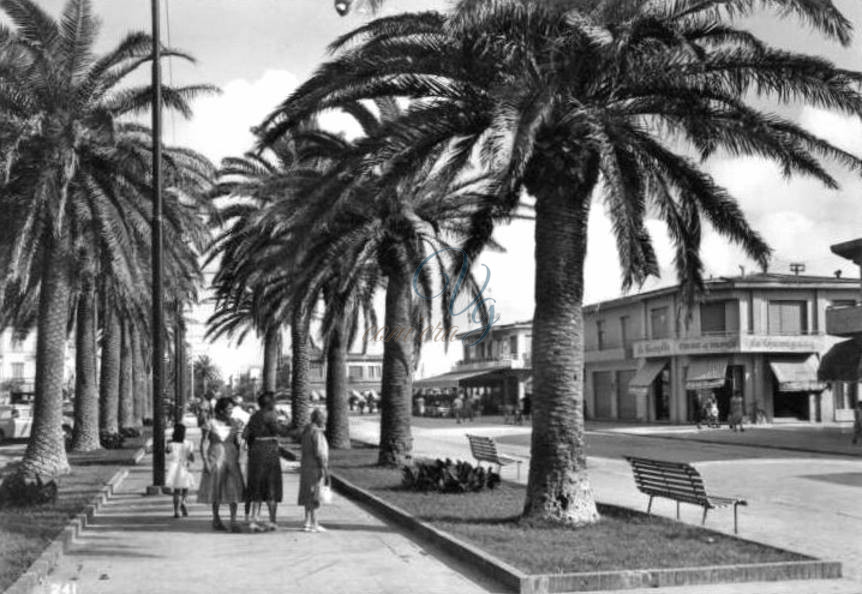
0, 403, 33, 443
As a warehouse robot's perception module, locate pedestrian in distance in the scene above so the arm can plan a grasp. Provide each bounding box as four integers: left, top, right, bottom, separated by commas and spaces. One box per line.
298, 408, 330, 532
243, 391, 283, 532
729, 392, 745, 432
166, 423, 195, 518
197, 397, 245, 532
453, 392, 464, 424
852, 400, 862, 445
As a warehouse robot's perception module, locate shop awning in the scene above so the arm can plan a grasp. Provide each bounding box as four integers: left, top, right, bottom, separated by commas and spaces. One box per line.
818, 339, 862, 382
413, 369, 498, 390
770, 356, 826, 392
628, 360, 668, 397
686, 358, 728, 390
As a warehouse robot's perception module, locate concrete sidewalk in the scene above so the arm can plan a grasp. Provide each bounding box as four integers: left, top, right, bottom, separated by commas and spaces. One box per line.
42, 457, 502, 594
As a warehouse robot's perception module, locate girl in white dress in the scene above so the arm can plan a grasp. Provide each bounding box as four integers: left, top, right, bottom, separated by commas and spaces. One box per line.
167, 423, 195, 518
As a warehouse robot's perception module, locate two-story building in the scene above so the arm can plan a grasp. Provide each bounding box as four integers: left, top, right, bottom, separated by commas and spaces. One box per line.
308, 349, 384, 401
584, 273, 860, 424
413, 321, 533, 413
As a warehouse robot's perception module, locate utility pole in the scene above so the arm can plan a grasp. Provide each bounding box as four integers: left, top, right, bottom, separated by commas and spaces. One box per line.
149, 0, 166, 492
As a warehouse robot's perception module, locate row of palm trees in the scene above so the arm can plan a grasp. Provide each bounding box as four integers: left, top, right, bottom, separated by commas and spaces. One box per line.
4, 0, 862, 531
0, 0, 214, 478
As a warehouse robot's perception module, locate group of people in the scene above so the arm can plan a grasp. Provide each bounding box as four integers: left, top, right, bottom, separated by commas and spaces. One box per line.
165, 392, 331, 533
695, 391, 745, 431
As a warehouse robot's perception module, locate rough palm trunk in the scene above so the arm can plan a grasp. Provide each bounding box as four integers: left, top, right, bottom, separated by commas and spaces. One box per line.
521, 154, 600, 525
71, 284, 101, 451
99, 306, 121, 435
19, 249, 72, 478
291, 309, 311, 429
377, 264, 413, 467
325, 320, 351, 449
131, 326, 145, 429
118, 319, 135, 432
262, 325, 280, 393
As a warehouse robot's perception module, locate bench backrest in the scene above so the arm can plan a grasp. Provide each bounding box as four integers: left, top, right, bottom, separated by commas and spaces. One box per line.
624, 456, 708, 505
467, 434, 500, 462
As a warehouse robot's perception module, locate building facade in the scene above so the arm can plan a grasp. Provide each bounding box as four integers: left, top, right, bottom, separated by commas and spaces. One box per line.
413, 321, 533, 414
0, 329, 75, 402
308, 349, 384, 400
584, 273, 860, 424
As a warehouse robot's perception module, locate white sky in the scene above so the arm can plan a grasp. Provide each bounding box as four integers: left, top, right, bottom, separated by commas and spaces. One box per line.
25, 0, 862, 378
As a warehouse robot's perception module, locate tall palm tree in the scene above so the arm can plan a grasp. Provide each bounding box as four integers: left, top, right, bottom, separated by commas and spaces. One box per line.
262, 0, 862, 522
70, 270, 99, 451
0, 0, 215, 478
257, 112, 494, 466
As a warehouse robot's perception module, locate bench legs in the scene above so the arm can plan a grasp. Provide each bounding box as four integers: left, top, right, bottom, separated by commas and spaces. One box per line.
702, 507, 708, 526
676, 501, 680, 520
733, 503, 739, 535
646, 496, 654, 515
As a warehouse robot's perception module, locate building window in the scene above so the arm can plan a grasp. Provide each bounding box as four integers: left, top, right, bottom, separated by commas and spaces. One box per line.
368, 365, 381, 379
700, 302, 727, 335
509, 335, 518, 358
596, 320, 606, 350
831, 299, 856, 309
620, 316, 630, 347
767, 301, 807, 335
650, 307, 671, 339
348, 365, 363, 380
11, 362, 24, 379
11, 339, 24, 353
311, 364, 324, 379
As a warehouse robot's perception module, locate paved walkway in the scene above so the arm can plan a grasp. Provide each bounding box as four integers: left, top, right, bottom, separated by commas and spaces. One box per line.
43, 457, 502, 594
349, 418, 862, 593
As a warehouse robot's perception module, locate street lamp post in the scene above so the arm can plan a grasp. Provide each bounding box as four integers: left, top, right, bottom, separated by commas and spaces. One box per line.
149, 0, 166, 491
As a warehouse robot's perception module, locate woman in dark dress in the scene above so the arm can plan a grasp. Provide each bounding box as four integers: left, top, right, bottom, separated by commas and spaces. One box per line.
243, 391, 283, 532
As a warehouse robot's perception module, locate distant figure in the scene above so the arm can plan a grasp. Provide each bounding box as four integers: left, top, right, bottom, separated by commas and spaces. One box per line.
520, 394, 531, 424
166, 423, 195, 518
729, 392, 745, 432
243, 392, 282, 532
463, 392, 475, 422
415, 396, 426, 416
198, 397, 245, 532
298, 408, 330, 532
852, 400, 862, 445
452, 393, 464, 424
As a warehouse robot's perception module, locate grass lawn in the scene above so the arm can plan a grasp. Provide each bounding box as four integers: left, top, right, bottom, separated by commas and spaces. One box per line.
0, 440, 145, 590
330, 447, 807, 575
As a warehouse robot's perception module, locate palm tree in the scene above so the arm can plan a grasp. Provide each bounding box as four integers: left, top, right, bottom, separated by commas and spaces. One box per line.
261, 0, 862, 521
193, 354, 222, 396
0, 0, 215, 478
257, 111, 493, 466
70, 271, 99, 451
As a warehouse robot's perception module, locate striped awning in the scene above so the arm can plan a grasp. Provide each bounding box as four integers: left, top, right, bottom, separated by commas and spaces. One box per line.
770, 356, 826, 392
685, 358, 728, 390
628, 360, 668, 397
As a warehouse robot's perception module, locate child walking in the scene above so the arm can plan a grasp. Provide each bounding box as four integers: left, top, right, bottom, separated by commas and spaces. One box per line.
167, 423, 195, 518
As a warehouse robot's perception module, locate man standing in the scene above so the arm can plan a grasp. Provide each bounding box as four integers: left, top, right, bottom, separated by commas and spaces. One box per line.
729, 392, 745, 432
452, 392, 464, 424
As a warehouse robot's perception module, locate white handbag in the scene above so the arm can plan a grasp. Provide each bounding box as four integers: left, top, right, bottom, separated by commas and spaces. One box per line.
320, 483, 333, 505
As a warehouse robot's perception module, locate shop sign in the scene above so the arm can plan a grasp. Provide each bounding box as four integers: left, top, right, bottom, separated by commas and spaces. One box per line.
633, 334, 822, 357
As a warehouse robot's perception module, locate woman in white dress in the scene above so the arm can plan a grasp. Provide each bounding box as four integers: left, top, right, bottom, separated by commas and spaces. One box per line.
197, 397, 245, 532
166, 423, 195, 518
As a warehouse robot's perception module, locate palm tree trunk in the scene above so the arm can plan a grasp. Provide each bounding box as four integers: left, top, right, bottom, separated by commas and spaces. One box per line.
131, 326, 145, 429
71, 283, 100, 452
118, 319, 135, 432
521, 160, 600, 525
325, 320, 350, 449
99, 306, 120, 435
377, 267, 413, 467
291, 309, 311, 429
19, 250, 72, 478
262, 325, 280, 393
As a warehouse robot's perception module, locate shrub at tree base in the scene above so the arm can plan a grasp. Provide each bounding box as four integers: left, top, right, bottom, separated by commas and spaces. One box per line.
120, 427, 141, 438
402, 458, 500, 493
99, 431, 125, 450
0, 474, 58, 507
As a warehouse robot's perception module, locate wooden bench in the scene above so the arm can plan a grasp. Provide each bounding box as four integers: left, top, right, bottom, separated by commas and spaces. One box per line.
466, 434, 522, 479
624, 456, 747, 534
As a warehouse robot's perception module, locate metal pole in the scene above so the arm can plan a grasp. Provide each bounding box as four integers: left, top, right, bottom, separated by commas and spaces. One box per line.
150, 0, 166, 489
174, 303, 185, 421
